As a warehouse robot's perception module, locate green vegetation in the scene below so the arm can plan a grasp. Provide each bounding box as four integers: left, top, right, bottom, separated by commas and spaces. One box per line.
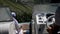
0, 0, 52, 22
0, 0, 32, 22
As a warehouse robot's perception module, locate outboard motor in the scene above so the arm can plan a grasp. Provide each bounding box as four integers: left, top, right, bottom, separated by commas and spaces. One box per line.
0, 7, 19, 34
0, 21, 16, 34
32, 4, 58, 34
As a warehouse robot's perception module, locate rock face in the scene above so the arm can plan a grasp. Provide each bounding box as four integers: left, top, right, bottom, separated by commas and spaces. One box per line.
22, 24, 29, 30
19, 23, 30, 34
19, 23, 30, 30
